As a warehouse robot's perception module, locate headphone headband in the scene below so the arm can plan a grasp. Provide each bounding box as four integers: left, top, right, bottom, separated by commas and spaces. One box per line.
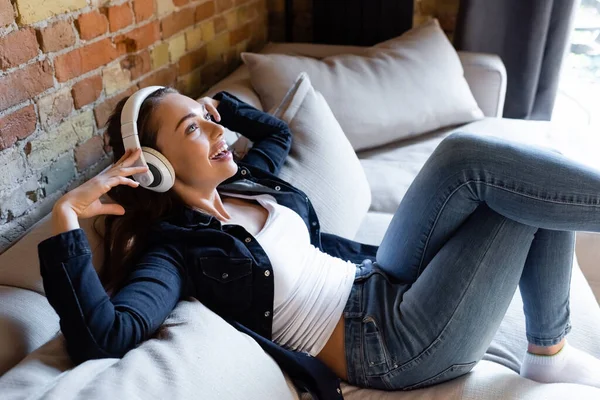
120, 86, 165, 187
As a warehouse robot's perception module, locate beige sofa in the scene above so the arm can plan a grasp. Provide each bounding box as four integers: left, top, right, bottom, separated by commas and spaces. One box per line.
1, 43, 599, 399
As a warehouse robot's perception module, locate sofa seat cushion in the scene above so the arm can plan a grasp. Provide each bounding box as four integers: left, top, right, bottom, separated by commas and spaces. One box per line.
359, 117, 600, 215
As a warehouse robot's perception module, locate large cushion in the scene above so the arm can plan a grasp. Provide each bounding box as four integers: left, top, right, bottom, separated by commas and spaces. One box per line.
0, 286, 60, 376
0, 298, 299, 400
242, 19, 483, 152
271, 72, 371, 238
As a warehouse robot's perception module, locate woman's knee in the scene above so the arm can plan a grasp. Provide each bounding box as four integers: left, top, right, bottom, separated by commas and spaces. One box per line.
430, 132, 486, 168
433, 132, 513, 168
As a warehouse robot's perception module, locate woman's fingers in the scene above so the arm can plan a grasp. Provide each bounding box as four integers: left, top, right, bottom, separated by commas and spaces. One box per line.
116, 165, 149, 176
100, 203, 126, 216
107, 175, 140, 188
206, 103, 221, 122
112, 148, 141, 170
121, 148, 142, 167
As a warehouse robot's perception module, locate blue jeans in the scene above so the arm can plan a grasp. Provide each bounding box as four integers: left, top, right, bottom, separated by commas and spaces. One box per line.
344, 132, 600, 390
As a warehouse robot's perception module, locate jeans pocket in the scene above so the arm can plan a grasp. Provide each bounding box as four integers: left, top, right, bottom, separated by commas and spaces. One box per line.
363, 316, 392, 377
401, 361, 477, 391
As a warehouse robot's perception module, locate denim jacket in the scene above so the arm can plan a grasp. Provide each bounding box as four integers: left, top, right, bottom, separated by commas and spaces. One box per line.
38, 92, 379, 400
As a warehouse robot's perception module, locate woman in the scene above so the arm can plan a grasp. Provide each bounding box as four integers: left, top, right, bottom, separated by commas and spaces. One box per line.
38, 86, 600, 399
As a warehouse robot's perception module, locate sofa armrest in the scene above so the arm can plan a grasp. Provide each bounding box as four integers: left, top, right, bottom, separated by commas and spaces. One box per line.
458, 51, 507, 118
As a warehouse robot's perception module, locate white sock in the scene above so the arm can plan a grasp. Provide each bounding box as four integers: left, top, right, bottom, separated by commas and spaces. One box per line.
520, 341, 600, 388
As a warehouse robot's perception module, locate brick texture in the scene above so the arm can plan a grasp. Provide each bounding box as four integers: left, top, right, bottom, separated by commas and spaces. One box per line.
37, 20, 76, 52
54, 39, 120, 82
0, 60, 54, 111
0, 105, 36, 151
121, 50, 151, 79
133, 0, 154, 21
72, 75, 103, 109
185, 25, 203, 50
0, 0, 14, 27
161, 9, 195, 39
103, 63, 132, 96
230, 23, 250, 45
155, 0, 175, 17
42, 153, 76, 197
15, 0, 86, 25
37, 88, 74, 129
172, 0, 189, 6
0, 147, 26, 193
216, 0, 233, 12
114, 20, 160, 52
151, 43, 170, 68
0, 29, 39, 70
94, 86, 138, 128
75, 135, 105, 171
195, 1, 216, 22
214, 15, 227, 33
76, 10, 109, 40
106, 3, 134, 32
179, 46, 207, 74
139, 65, 177, 88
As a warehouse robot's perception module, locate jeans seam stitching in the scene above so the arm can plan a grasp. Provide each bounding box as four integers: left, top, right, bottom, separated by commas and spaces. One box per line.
417, 179, 600, 274
399, 218, 507, 373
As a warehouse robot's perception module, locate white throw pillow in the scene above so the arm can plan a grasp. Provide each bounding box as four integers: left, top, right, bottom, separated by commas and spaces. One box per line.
242, 19, 484, 152
0, 299, 298, 400
272, 72, 371, 239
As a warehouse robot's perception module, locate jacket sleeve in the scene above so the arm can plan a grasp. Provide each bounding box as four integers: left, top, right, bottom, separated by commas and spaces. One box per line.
212, 91, 293, 176
38, 228, 184, 364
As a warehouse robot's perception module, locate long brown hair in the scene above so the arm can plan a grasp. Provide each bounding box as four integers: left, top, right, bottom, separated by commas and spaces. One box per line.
99, 87, 183, 295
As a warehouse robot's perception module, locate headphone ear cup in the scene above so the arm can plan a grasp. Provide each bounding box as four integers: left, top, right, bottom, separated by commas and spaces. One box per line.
140, 146, 175, 193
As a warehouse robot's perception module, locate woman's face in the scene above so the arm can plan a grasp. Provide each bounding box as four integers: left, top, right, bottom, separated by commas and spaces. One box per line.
153, 93, 238, 192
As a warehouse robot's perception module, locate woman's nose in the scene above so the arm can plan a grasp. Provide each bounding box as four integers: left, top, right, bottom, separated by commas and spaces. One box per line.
210, 121, 225, 139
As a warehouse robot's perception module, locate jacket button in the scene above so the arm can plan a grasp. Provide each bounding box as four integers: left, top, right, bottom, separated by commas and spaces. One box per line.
336, 388, 341, 394
244, 237, 252, 243
241, 169, 247, 175
264, 270, 271, 277
264, 311, 271, 317
275, 186, 281, 191
311, 221, 317, 226
222, 273, 229, 279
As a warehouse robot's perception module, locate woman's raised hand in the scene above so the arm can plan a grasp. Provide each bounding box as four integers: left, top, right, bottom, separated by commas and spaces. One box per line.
197, 97, 221, 122
55, 148, 150, 220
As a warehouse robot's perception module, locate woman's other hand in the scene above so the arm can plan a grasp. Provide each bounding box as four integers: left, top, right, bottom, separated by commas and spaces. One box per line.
197, 97, 221, 122
55, 148, 149, 220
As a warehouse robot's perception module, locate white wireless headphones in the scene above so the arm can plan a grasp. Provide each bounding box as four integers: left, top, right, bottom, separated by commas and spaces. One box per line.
121, 86, 175, 193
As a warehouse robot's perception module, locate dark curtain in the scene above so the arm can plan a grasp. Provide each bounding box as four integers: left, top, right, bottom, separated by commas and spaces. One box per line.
454, 0, 579, 120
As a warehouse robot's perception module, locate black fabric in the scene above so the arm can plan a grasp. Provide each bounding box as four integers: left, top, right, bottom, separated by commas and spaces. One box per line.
454, 0, 577, 120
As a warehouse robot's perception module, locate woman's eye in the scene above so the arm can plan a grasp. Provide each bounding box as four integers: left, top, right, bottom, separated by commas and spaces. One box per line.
205, 112, 212, 121
186, 123, 198, 134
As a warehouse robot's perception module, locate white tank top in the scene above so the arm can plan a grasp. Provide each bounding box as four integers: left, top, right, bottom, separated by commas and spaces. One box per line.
220, 191, 357, 356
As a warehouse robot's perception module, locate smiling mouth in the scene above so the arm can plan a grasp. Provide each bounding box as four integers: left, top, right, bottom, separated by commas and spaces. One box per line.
209, 143, 230, 160
210, 149, 231, 160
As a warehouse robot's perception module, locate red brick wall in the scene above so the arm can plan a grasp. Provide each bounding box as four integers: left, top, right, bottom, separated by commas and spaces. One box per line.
0, 0, 268, 253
